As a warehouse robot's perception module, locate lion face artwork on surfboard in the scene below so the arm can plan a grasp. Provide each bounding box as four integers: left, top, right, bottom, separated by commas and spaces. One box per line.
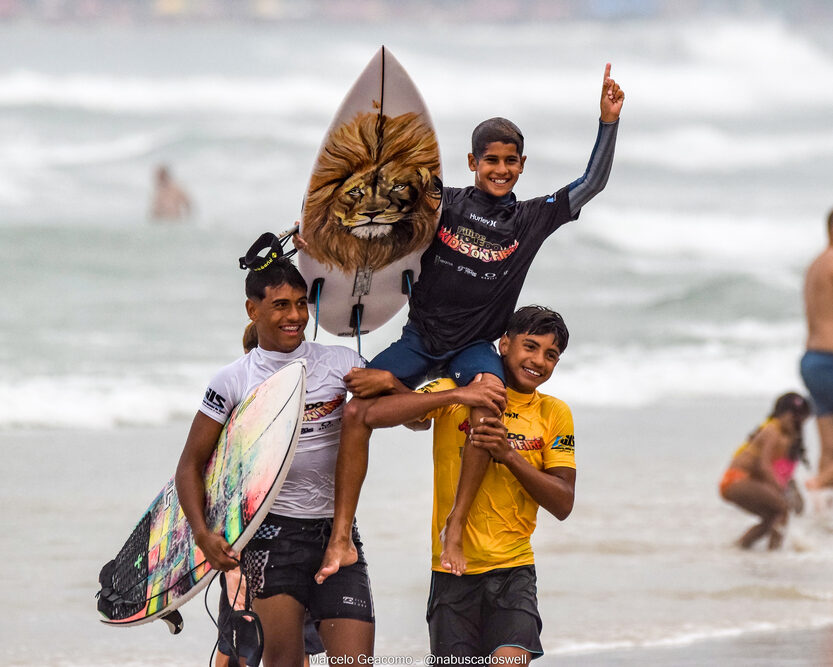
303, 110, 440, 272
298, 47, 442, 339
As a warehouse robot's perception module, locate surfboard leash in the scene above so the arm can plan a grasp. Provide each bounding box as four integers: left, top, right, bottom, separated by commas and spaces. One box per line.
355, 305, 363, 356
204, 569, 264, 667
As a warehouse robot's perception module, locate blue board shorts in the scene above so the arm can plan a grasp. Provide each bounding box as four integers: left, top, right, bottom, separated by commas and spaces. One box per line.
801, 350, 833, 416
367, 321, 505, 389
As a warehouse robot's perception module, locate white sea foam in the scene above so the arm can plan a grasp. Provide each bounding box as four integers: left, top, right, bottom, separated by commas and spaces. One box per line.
577, 205, 820, 268
0, 374, 203, 430
550, 616, 833, 656
548, 341, 805, 408
1, 19, 829, 123
619, 125, 833, 171
0, 70, 344, 116
0, 337, 805, 429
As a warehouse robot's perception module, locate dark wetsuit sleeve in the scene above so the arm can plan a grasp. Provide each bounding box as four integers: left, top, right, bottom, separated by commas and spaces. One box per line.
566, 119, 619, 216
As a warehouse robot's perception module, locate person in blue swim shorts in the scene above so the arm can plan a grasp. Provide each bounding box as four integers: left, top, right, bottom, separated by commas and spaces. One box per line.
801, 208, 833, 489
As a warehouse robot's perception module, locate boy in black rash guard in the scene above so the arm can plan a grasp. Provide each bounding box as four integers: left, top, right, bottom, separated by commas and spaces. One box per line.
315, 63, 624, 582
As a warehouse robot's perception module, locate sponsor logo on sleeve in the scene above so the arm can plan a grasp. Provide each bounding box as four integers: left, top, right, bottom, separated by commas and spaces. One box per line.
202, 388, 227, 415
551, 434, 575, 453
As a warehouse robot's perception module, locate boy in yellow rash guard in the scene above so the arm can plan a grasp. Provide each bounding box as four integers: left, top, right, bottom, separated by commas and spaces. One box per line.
420, 376, 574, 575
357, 306, 575, 661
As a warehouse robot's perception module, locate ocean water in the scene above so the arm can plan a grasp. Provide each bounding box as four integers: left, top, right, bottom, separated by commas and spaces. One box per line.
2, 9, 833, 665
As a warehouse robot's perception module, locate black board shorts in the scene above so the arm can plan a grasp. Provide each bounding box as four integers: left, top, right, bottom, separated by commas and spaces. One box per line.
426, 565, 543, 659
242, 513, 374, 624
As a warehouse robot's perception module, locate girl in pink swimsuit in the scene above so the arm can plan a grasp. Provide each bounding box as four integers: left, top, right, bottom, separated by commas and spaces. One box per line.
719, 392, 811, 549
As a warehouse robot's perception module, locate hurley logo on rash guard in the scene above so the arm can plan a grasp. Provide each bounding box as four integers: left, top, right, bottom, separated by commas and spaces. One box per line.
203, 388, 227, 414
304, 394, 345, 422
469, 212, 498, 227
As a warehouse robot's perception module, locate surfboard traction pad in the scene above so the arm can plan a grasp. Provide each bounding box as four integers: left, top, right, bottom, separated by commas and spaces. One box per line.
98, 513, 152, 619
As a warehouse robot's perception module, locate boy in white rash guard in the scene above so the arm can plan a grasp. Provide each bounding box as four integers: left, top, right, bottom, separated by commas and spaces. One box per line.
175, 244, 375, 666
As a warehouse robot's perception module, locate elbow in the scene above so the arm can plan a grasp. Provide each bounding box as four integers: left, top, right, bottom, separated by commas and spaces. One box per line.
551, 494, 575, 521
174, 456, 191, 496
554, 506, 573, 521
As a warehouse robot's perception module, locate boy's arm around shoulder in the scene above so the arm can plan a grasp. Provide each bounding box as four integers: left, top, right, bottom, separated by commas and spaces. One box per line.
174, 411, 240, 571
363, 375, 506, 430
471, 416, 575, 520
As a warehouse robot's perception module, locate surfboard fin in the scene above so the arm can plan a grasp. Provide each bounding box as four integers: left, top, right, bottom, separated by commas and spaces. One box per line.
309, 278, 324, 340
161, 609, 184, 635
401, 269, 414, 298
350, 304, 364, 356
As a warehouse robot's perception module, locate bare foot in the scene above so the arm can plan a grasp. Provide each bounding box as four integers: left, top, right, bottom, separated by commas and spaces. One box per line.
315, 537, 358, 584
439, 524, 467, 576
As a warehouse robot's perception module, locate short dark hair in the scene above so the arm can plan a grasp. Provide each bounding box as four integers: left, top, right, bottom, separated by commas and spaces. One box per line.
471, 117, 524, 160
244, 257, 307, 301
505, 305, 569, 352
827, 208, 833, 238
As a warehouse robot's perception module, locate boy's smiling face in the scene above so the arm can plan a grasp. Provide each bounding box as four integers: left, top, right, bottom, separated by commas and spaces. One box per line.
245, 283, 308, 353
468, 141, 526, 198
499, 331, 560, 394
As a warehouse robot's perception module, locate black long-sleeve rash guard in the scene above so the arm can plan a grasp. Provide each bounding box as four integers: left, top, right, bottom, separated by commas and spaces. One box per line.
408, 119, 619, 355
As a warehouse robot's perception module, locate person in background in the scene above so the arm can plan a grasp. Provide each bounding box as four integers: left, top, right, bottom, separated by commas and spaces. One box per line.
150, 164, 191, 221
719, 392, 812, 549
801, 209, 833, 490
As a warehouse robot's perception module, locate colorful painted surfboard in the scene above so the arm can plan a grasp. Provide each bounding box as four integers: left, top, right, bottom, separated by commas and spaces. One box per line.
298, 46, 442, 339
97, 360, 306, 630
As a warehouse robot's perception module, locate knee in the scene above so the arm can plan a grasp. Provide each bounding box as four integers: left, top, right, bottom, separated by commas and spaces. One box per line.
343, 397, 369, 426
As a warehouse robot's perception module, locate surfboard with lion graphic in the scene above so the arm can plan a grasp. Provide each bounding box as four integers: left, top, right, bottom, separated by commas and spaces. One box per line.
298, 46, 442, 341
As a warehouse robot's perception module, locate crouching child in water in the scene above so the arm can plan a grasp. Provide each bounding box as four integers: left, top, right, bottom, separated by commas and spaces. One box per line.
719, 392, 811, 549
